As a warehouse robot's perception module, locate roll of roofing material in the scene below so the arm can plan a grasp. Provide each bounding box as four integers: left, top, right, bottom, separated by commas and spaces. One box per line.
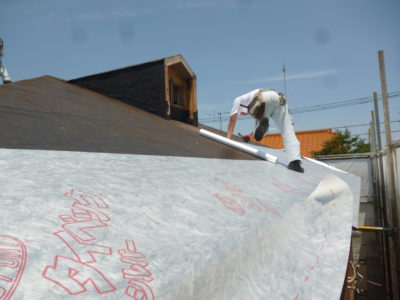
199, 129, 277, 163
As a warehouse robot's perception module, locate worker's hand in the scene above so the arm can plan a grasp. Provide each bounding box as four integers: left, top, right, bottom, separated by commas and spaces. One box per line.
239, 133, 251, 143
243, 134, 251, 143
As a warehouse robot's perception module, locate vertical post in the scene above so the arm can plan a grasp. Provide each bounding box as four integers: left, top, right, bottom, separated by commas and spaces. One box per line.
379, 51, 393, 146
369, 117, 376, 153
370, 112, 383, 225
218, 112, 222, 132
373, 92, 383, 151
371, 111, 392, 299
378, 49, 399, 300
373, 92, 391, 295
282, 64, 287, 99
370, 113, 379, 221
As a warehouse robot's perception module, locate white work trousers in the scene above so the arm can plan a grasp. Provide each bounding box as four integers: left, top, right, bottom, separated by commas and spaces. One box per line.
256, 90, 301, 162
0, 57, 11, 82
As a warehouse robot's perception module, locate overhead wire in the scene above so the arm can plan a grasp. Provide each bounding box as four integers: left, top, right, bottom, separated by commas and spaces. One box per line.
332, 120, 400, 130
290, 91, 400, 114
198, 90, 400, 123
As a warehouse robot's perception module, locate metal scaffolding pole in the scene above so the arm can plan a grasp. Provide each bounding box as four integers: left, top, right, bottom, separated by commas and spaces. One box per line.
371, 110, 391, 299
378, 50, 399, 300
373, 92, 383, 151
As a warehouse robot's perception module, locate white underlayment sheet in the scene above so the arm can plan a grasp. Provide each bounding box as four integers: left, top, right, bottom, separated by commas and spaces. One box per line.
0, 149, 360, 299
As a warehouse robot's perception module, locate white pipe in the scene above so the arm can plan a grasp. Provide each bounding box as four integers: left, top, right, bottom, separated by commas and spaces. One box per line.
199, 129, 277, 164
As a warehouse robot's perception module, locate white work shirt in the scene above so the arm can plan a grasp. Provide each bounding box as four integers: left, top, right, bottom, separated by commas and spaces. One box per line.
230, 89, 260, 116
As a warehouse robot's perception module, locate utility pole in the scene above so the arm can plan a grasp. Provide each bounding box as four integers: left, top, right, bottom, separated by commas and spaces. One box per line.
378, 49, 399, 300
218, 112, 222, 132
282, 64, 287, 99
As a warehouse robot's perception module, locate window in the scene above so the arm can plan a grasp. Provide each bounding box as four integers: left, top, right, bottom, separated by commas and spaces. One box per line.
170, 80, 182, 106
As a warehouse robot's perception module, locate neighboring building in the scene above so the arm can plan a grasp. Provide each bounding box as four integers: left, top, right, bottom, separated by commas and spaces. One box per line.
255, 128, 339, 157
70, 54, 198, 126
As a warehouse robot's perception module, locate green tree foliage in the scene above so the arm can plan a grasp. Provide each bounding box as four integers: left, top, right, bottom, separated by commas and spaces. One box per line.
312, 129, 370, 156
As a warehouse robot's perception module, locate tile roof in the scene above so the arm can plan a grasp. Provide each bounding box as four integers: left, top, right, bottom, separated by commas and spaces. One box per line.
254, 129, 339, 157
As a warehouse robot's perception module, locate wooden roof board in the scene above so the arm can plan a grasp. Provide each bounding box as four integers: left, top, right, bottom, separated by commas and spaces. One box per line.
0, 76, 257, 160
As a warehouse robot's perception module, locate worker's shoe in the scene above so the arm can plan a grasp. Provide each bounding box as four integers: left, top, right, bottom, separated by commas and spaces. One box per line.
288, 160, 304, 173
3, 80, 12, 84
254, 117, 269, 141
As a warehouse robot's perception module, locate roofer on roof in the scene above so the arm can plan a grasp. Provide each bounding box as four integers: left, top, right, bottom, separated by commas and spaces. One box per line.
0, 38, 12, 84
227, 89, 304, 173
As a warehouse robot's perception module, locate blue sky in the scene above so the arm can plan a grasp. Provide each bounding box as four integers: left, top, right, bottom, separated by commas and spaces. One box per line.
1, 0, 400, 143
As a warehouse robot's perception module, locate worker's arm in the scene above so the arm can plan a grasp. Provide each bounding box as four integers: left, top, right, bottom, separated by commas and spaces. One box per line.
226, 113, 238, 139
